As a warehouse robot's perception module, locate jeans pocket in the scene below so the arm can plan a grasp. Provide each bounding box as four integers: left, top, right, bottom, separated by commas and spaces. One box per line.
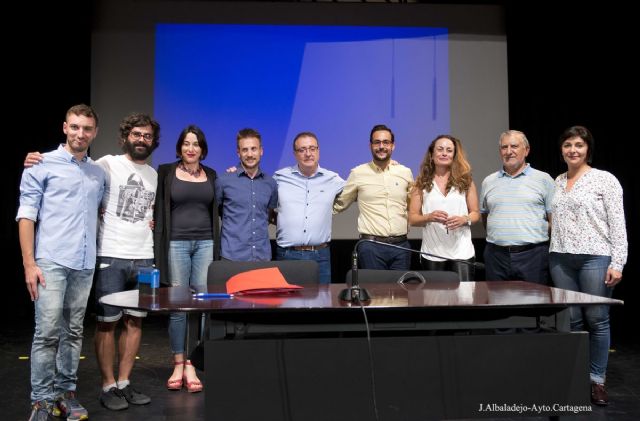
97, 257, 113, 270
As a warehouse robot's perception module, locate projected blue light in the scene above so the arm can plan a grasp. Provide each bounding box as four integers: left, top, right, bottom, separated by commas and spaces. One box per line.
154, 24, 449, 177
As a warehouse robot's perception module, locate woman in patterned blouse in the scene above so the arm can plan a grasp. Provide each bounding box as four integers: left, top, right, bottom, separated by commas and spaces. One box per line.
549, 125, 627, 407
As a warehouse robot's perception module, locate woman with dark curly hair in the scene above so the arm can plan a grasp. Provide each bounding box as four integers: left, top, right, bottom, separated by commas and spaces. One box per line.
408, 135, 479, 281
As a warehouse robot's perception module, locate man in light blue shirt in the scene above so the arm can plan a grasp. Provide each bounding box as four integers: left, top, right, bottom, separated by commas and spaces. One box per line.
274, 132, 345, 283
480, 130, 555, 284
215, 128, 278, 261
17, 104, 105, 421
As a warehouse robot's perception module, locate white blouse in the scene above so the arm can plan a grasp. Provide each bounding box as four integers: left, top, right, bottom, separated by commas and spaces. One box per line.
421, 184, 474, 261
550, 169, 627, 271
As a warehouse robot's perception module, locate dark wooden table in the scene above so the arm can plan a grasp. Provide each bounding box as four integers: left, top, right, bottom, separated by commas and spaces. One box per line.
101, 281, 622, 420
101, 280, 620, 314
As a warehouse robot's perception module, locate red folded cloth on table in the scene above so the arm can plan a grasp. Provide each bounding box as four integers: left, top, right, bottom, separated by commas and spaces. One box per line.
225, 267, 303, 295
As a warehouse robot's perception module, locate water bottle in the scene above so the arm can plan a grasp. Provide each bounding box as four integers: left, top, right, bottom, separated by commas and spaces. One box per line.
149, 269, 160, 309
150, 268, 160, 289
138, 267, 160, 296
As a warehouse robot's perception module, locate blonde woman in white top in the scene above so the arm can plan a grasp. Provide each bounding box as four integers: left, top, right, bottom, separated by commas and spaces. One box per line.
549, 125, 627, 406
409, 135, 480, 281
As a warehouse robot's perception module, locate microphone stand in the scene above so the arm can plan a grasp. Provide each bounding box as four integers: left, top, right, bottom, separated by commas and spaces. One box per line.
339, 244, 371, 302
338, 238, 474, 302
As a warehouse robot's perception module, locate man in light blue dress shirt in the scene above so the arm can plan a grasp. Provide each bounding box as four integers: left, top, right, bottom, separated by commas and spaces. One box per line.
17, 105, 105, 421
274, 132, 345, 283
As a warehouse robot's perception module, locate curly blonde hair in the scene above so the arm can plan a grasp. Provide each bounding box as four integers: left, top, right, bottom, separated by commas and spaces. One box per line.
413, 135, 472, 194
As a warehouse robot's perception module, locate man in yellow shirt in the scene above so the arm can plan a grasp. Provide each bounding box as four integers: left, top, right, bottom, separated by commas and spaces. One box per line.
334, 124, 414, 269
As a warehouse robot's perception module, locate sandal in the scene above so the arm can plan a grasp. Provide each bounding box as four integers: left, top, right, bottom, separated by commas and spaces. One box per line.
183, 360, 203, 393
167, 361, 184, 390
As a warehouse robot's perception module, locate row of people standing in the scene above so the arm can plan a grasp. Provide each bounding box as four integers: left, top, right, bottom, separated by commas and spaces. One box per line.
17, 103, 626, 421
153, 126, 341, 391
353, 126, 626, 407
152, 128, 343, 392
17, 110, 350, 419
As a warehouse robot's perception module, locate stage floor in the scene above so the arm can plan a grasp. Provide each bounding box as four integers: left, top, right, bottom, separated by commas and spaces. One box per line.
3, 314, 639, 421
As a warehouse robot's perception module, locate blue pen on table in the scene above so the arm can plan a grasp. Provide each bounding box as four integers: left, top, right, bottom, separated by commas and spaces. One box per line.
193, 292, 233, 299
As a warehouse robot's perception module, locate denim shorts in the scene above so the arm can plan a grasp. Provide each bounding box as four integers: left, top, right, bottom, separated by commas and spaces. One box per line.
94, 256, 154, 322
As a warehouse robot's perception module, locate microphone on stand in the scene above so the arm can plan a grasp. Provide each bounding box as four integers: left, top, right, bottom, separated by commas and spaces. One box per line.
338, 238, 475, 302
339, 244, 371, 302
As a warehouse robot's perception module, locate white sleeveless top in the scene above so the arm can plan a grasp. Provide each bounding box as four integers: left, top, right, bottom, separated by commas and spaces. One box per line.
421, 183, 474, 261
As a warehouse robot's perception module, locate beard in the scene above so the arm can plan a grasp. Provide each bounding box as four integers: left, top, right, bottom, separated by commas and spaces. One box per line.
241, 157, 259, 170
123, 140, 152, 161
372, 149, 391, 163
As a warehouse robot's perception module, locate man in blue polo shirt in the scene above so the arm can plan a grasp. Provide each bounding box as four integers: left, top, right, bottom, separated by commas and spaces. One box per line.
480, 130, 555, 284
215, 128, 278, 261
273, 132, 345, 283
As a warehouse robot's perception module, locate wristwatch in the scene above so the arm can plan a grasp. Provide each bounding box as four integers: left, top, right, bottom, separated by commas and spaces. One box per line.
466, 215, 472, 226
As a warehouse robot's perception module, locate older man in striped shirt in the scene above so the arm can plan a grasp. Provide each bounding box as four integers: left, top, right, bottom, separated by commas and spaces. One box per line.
480, 130, 555, 284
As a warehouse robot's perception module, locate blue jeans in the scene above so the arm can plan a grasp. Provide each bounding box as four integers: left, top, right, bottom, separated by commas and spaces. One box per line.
168, 240, 213, 354
549, 253, 612, 384
31, 259, 94, 404
276, 245, 331, 284
94, 257, 154, 321
358, 240, 411, 270
484, 242, 549, 284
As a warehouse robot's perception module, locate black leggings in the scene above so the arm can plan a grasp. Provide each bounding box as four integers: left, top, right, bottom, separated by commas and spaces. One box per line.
421, 257, 475, 282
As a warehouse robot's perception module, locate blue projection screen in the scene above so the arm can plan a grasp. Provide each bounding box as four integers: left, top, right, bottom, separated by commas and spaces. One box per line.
153, 24, 450, 177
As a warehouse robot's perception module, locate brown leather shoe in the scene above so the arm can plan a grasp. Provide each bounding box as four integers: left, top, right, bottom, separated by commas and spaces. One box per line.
591, 382, 609, 406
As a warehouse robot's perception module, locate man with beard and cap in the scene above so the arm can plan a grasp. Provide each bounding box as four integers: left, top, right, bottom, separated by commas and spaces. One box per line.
215, 128, 278, 261
334, 124, 414, 270
23, 112, 160, 412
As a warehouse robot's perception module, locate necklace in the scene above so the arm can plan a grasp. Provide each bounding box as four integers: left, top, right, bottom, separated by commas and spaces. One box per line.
178, 161, 202, 178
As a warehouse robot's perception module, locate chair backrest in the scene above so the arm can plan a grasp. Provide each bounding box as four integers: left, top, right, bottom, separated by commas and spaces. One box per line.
345, 269, 459, 284
208, 260, 319, 285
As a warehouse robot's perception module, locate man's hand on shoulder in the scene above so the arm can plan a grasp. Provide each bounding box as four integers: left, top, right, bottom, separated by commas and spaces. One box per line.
24, 152, 44, 168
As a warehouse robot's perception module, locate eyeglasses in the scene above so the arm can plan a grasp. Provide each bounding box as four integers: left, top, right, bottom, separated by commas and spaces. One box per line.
130, 131, 154, 141
371, 139, 393, 146
295, 146, 319, 154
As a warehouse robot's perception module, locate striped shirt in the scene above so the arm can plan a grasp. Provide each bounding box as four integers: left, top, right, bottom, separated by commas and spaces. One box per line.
480, 164, 555, 246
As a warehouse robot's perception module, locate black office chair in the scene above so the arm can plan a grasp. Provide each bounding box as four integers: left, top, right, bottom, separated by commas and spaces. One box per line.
344, 269, 459, 284
207, 260, 320, 285
190, 260, 319, 369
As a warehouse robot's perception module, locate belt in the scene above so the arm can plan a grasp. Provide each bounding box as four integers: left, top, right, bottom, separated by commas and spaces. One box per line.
359, 234, 408, 244
493, 242, 547, 253
289, 243, 329, 251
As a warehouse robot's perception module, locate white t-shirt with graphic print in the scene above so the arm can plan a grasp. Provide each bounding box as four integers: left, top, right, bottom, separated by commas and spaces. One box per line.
96, 154, 157, 259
